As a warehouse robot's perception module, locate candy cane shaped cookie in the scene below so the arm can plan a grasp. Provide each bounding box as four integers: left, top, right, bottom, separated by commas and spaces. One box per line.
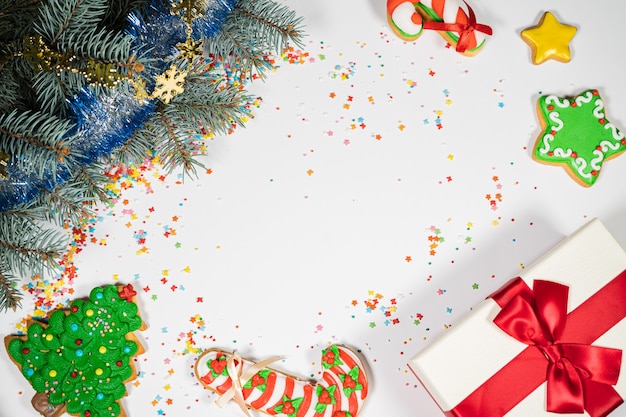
387, 0, 424, 41
195, 344, 369, 417
417, 0, 492, 55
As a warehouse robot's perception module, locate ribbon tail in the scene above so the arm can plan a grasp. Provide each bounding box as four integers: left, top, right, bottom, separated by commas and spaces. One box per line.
583, 379, 624, 417
546, 359, 585, 414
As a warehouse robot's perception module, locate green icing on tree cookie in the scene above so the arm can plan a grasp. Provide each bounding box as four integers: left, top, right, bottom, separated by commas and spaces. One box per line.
6, 284, 143, 417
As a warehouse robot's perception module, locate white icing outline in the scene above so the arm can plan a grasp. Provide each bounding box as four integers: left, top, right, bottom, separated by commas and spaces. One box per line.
574, 157, 592, 179
545, 95, 569, 108
390, 2, 423, 37
592, 99, 605, 119
574, 91, 594, 107
539, 134, 554, 154
604, 123, 625, 141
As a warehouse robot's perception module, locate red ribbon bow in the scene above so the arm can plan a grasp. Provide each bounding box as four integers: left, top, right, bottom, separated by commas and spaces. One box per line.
448, 271, 626, 417
423, 1, 492, 53
494, 280, 622, 414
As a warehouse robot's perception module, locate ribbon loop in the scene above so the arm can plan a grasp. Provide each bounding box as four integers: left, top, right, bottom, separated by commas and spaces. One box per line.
215, 352, 283, 416
493, 279, 623, 415
422, 1, 492, 53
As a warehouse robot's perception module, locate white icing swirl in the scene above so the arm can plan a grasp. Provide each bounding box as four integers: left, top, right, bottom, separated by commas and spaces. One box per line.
554, 148, 572, 158
574, 157, 592, 179
539, 134, 554, 154
548, 111, 564, 131
592, 99, 605, 119
574, 90, 594, 106
598, 139, 622, 153
604, 123, 625, 140
591, 149, 605, 170
545, 95, 569, 108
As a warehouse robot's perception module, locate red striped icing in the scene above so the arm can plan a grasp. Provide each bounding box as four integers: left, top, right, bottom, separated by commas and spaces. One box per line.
432, 0, 445, 18
296, 383, 314, 417
250, 371, 277, 410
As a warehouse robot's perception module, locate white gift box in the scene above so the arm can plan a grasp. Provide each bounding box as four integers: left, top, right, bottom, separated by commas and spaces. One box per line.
408, 218, 626, 417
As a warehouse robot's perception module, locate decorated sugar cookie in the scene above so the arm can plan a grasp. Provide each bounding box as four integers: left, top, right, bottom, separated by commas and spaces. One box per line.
532, 89, 626, 187
387, 0, 492, 56
521, 11, 577, 64
195, 344, 369, 417
4, 284, 145, 417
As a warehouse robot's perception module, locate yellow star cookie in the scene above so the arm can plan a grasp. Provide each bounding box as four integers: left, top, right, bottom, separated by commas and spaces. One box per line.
521, 11, 577, 64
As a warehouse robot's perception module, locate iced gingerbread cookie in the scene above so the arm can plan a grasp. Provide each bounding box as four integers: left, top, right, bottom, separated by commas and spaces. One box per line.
4, 284, 146, 417
195, 344, 368, 417
521, 11, 577, 65
387, 0, 492, 56
532, 89, 626, 187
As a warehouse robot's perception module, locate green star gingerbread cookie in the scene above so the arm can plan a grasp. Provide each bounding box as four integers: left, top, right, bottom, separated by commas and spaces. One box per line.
532, 89, 626, 187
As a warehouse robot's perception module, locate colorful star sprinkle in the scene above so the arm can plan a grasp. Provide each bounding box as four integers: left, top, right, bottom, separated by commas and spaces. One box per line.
532, 89, 626, 187
521, 11, 577, 64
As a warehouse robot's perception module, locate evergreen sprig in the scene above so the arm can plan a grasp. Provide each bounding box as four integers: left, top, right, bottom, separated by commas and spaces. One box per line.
0, 0, 306, 312
0, 109, 78, 177
203, 0, 306, 78
0, 213, 66, 279
0, 263, 22, 312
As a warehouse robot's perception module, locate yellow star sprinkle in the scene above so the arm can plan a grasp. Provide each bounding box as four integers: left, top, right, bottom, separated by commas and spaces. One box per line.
521, 12, 577, 64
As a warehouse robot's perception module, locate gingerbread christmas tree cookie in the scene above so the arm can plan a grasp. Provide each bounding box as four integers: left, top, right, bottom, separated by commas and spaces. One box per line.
4, 284, 146, 417
532, 89, 626, 187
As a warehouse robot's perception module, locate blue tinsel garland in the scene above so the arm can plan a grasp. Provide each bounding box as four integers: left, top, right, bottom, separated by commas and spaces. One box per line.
0, 0, 237, 212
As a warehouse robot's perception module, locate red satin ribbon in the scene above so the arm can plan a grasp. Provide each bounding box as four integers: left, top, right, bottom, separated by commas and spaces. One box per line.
422, 1, 492, 53
447, 270, 626, 417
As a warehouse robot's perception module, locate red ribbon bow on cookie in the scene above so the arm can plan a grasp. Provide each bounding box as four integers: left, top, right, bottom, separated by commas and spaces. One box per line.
493, 279, 622, 415
423, 1, 492, 53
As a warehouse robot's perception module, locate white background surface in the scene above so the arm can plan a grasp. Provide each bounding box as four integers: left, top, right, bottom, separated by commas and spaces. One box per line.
2, 0, 626, 416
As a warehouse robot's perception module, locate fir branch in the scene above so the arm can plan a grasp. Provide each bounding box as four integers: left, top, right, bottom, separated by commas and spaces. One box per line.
0, 110, 78, 177
100, 0, 151, 31
173, 69, 252, 135
58, 26, 132, 64
35, 0, 107, 45
73, 162, 113, 205
0, 263, 22, 312
0, 0, 44, 42
37, 178, 97, 226
152, 107, 203, 175
0, 213, 66, 278
203, 0, 305, 77
236, 0, 305, 50
0, 68, 21, 113
113, 125, 155, 169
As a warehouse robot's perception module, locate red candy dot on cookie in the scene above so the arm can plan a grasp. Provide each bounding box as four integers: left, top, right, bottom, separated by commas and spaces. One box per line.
85, 411, 91, 417
71, 306, 78, 313
571, 152, 577, 158
75, 339, 82, 346
22, 347, 30, 354
571, 102, 576, 107
116, 361, 123, 367
547, 105, 554, 111
71, 371, 77, 378
599, 119, 606, 125
592, 170, 598, 176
